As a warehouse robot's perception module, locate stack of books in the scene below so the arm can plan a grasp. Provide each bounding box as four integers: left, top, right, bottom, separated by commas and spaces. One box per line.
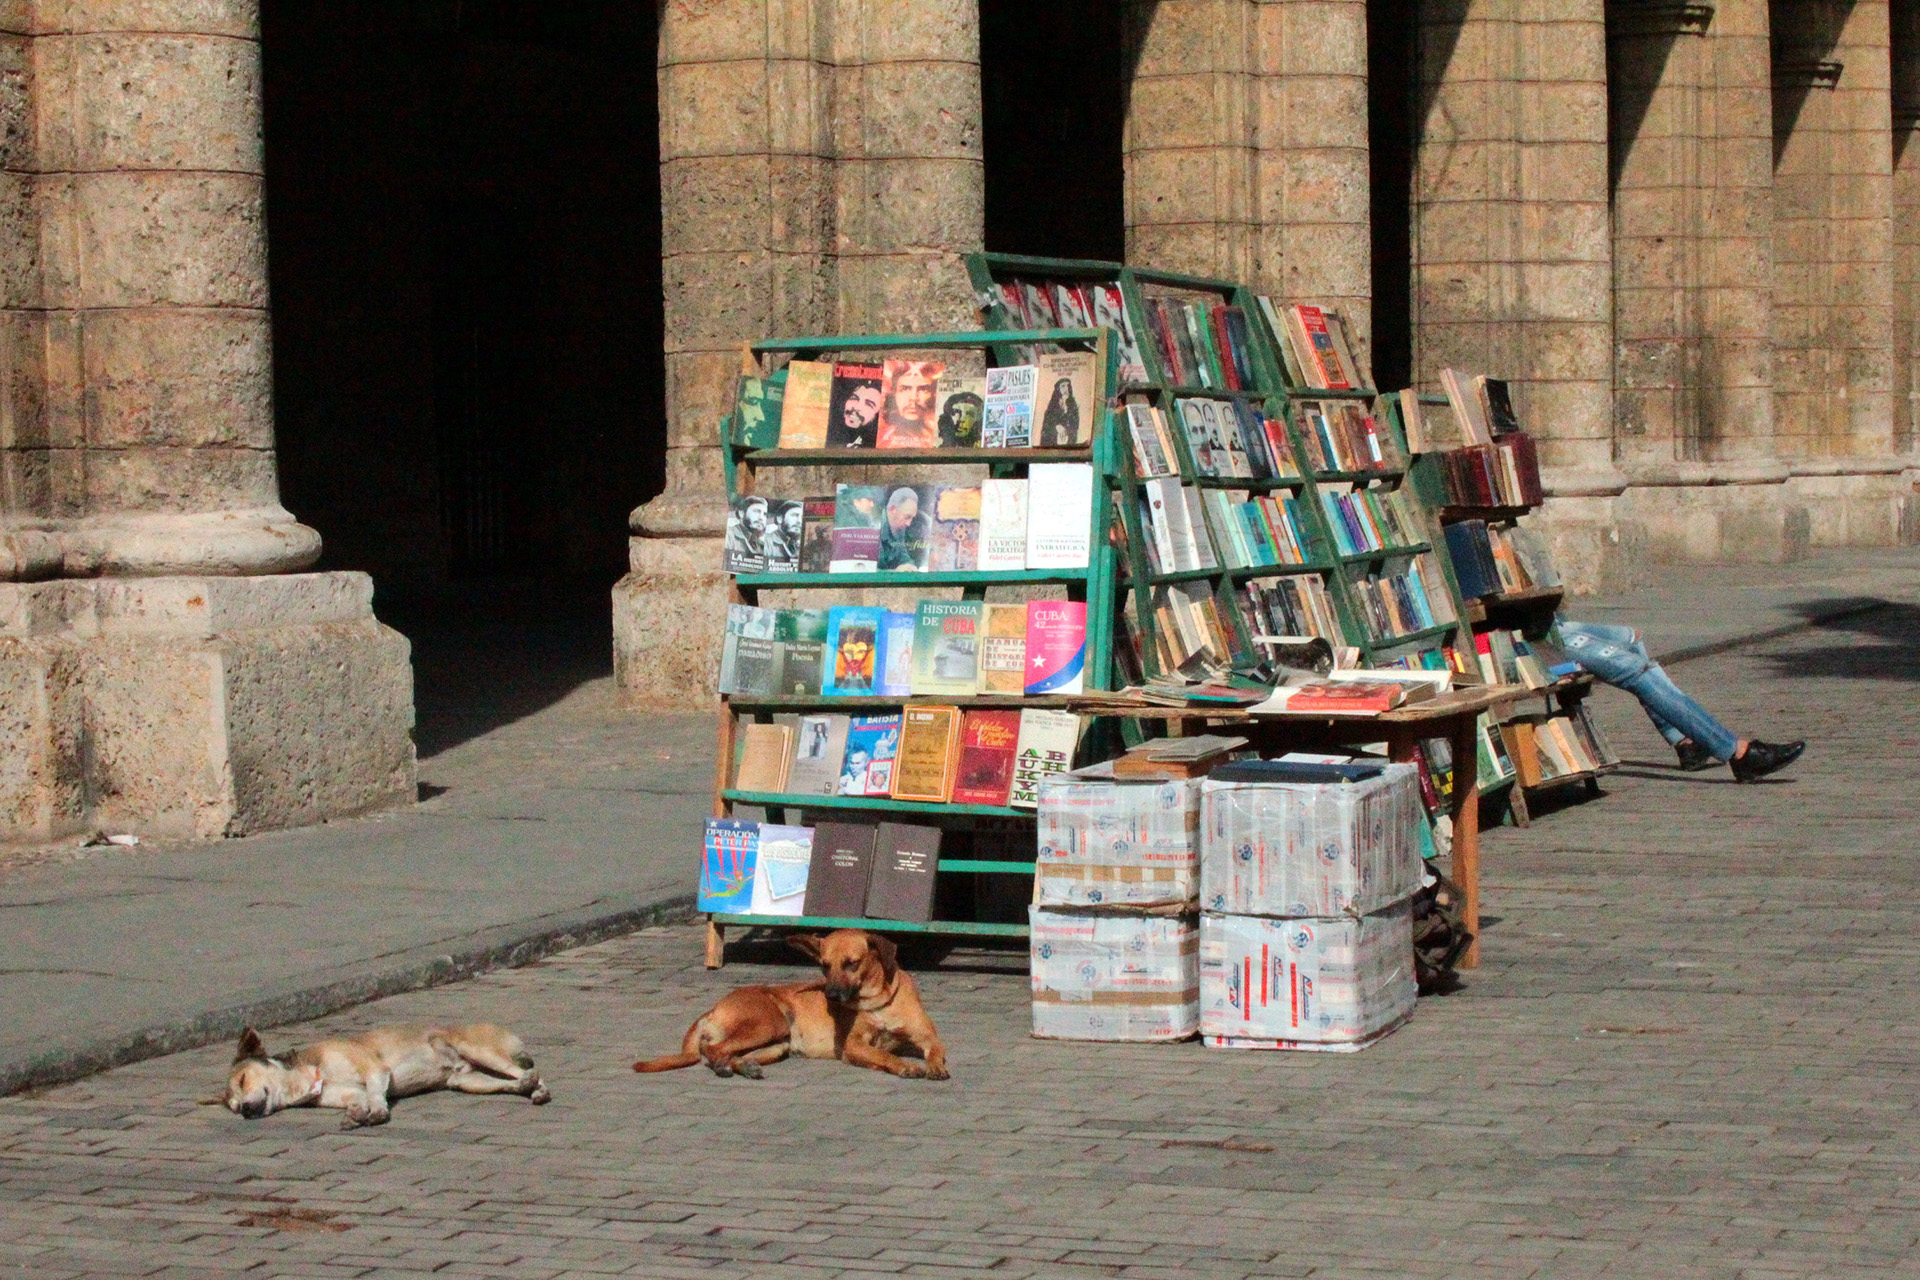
1292, 400, 1400, 473
1443, 520, 1562, 598
1349, 554, 1458, 642
1141, 294, 1260, 390
1319, 486, 1427, 556
1253, 300, 1369, 392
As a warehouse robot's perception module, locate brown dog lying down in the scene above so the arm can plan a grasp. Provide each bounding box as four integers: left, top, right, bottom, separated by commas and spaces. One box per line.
223, 1024, 551, 1128
634, 929, 949, 1080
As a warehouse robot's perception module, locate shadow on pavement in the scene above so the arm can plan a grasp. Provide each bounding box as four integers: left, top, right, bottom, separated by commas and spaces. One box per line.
1763, 601, 1920, 682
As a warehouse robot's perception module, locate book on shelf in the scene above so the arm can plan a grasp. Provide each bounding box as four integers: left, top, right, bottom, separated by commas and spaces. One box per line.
910, 601, 983, 696
1438, 368, 1533, 448
927, 484, 981, 571
733, 721, 794, 792
1020, 280, 1057, 327
1089, 282, 1150, 383
891, 705, 963, 803
864, 822, 942, 923
803, 821, 876, 917
823, 605, 887, 696
952, 709, 1021, 806
979, 477, 1027, 570
765, 498, 803, 573
1571, 700, 1620, 767
798, 495, 836, 572
878, 359, 945, 449
1149, 581, 1235, 671
1432, 434, 1545, 507
733, 372, 784, 448
718, 603, 778, 696
839, 714, 900, 796
699, 817, 759, 912
878, 611, 915, 697
1256, 299, 1367, 390
1473, 627, 1551, 689
1443, 520, 1502, 599
778, 360, 833, 448
772, 608, 829, 695
787, 713, 852, 795
1483, 378, 1521, 436
1445, 519, 1562, 598
1319, 485, 1425, 557
1024, 600, 1087, 696
1008, 708, 1081, 808
1123, 398, 1178, 479
749, 823, 812, 916
1035, 350, 1097, 447
1142, 294, 1257, 390
1239, 574, 1345, 650
826, 363, 884, 448
1350, 552, 1457, 643
1025, 463, 1094, 568
977, 601, 1028, 694
934, 374, 986, 447
1477, 712, 1517, 783
1293, 399, 1399, 473
1052, 280, 1092, 327
723, 495, 768, 574
983, 363, 1037, 447
830, 484, 885, 571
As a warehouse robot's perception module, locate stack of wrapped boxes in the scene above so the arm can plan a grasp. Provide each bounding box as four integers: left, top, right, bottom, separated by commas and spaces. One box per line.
1198, 763, 1425, 1051
1028, 768, 1203, 1041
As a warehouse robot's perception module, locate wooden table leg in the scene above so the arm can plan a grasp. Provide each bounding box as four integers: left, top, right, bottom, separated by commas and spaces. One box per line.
705, 919, 726, 970
1448, 714, 1483, 969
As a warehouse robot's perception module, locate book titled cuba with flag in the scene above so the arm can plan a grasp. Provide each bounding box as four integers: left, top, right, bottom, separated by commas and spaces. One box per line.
699, 817, 759, 912
1023, 601, 1087, 696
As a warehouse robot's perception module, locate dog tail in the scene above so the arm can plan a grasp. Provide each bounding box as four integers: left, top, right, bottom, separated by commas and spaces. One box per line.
632, 1052, 701, 1073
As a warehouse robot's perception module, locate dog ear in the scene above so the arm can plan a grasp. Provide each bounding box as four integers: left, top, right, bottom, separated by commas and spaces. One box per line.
785, 932, 825, 961
865, 932, 899, 981
234, 1028, 265, 1062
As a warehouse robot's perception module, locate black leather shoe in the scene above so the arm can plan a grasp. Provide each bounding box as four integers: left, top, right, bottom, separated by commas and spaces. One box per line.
1674, 740, 1718, 771
1730, 739, 1805, 783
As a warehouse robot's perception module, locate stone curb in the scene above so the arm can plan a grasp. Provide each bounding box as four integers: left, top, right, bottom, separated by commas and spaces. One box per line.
0, 891, 698, 1098
1654, 596, 1892, 666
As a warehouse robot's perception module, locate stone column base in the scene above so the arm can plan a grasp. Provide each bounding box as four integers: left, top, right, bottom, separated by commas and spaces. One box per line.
0, 572, 415, 844
613, 535, 729, 711
1620, 463, 1810, 564
1787, 464, 1920, 548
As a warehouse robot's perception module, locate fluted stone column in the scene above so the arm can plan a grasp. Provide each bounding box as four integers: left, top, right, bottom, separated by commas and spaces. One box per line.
1891, 0, 1919, 452
0, 3, 414, 842
618, 0, 982, 709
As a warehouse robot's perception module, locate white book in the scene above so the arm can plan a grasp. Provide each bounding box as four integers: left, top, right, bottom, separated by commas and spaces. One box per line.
1125, 401, 1175, 477
1206, 400, 1252, 478
749, 823, 812, 916
1178, 484, 1219, 570
1177, 399, 1217, 476
1203, 490, 1248, 569
979, 478, 1028, 571
1144, 477, 1192, 571
984, 364, 1038, 448
1025, 463, 1093, 569
1009, 709, 1083, 809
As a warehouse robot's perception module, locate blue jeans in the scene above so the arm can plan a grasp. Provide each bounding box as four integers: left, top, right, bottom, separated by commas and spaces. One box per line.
1557, 621, 1740, 762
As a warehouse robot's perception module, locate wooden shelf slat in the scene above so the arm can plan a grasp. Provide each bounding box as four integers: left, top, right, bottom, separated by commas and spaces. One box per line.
711, 912, 1030, 937
735, 568, 1089, 588
723, 789, 1036, 819
739, 446, 1092, 466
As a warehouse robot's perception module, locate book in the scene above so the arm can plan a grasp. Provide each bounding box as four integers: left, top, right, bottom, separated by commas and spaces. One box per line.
798, 495, 835, 572
717, 603, 778, 695
772, 607, 829, 695
1024, 600, 1087, 695
978, 477, 1028, 570
803, 822, 877, 917
952, 710, 1021, 806
927, 483, 981, 570
864, 822, 942, 923
891, 704, 963, 802
733, 721, 794, 792
778, 360, 833, 447
839, 714, 901, 796
1440, 368, 1493, 445
1091, 282, 1149, 383
977, 601, 1028, 694
722, 494, 769, 574
1289, 305, 1354, 390
877, 358, 946, 448
910, 601, 984, 696
698, 817, 758, 912
879, 611, 915, 696
983, 364, 1038, 447
823, 605, 887, 696
830, 483, 886, 571
1035, 350, 1098, 447
934, 374, 986, 447
1481, 377, 1520, 436
874, 483, 936, 571
786, 713, 851, 795
826, 363, 885, 448
764, 498, 802, 573
1124, 400, 1176, 477
733, 373, 784, 448
1008, 708, 1081, 808
1025, 463, 1094, 568
749, 823, 812, 916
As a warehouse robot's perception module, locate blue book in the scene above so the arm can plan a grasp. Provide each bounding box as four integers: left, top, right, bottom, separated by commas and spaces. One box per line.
823, 605, 889, 696
1443, 520, 1500, 599
839, 714, 902, 796
879, 611, 916, 696
699, 818, 758, 912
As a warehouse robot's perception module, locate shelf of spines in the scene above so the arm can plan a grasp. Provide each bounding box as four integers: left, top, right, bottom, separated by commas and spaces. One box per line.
966, 253, 1471, 681
711, 326, 1128, 951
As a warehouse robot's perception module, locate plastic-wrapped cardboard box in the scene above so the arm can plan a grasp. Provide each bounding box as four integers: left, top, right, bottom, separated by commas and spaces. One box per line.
1036, 770, 1202, 908
1199, 904, 1416, 1050
1029, 906, 1198, 1041
1200, 763, 1424, 917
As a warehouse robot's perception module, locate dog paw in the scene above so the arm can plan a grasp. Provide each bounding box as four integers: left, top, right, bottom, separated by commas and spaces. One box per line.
733, 1060, 765, 1080
528, 1082, 552, 1105
926, 1064, 951, 1081
896, 1061, 928, 1079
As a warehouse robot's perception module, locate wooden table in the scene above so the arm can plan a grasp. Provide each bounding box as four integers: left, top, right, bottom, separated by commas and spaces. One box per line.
1071, 685, 1531, 969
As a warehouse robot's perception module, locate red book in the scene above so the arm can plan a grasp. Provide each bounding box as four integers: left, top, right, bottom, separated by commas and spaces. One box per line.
1286, 681, 1401, 714
1294, 306, 1354, 391
951, 710, 1021, 806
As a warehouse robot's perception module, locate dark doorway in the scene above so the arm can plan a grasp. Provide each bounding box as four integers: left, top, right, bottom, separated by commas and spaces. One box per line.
980, 0, 1127, 260
260, 1, 664, 753
1368, 0, 1419, 393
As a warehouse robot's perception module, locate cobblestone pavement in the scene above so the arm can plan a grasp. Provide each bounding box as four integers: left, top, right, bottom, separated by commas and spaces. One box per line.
2, 608, 1916, 1279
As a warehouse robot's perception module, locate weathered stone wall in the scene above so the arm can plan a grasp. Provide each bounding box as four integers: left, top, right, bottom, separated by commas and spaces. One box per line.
1891, 0, 1920, 454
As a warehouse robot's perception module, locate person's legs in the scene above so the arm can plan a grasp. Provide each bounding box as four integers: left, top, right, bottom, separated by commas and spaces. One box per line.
1559, 621, 1739, 760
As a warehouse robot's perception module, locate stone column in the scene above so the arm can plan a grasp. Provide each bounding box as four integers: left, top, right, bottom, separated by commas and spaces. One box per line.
1892, 0, 1920, 452
618, 0, 982, 709
0, 3, 415, 842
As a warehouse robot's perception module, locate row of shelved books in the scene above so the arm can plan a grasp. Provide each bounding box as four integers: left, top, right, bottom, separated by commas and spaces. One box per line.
989, 276, 1150, 383
1444, 519, 1562, 599
735, 351, 1098, 451
1255, 300, 1370, 392
1295, 399, 1400, 474
723, 467, 1094, 576
1320, 486, 1427, 557
1430, 435, 1545, 507
1472, 627, 1556, 689
1125, 397, 1295, 482
731, 705, 1082, 809
1350, 554, 1458, 643
719, 600, 1087, 699
1499, 706, 1619, 788
1125, 573, 1350, 676
1140, 295, 1259, 391
1136, 479, 1318, 575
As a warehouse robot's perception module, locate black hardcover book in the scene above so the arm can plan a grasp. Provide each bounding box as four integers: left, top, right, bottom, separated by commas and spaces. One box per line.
804, 822, 877, 918
864, 822, 941, 924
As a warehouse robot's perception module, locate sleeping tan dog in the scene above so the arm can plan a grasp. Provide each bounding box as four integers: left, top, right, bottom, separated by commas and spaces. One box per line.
633, 930, 948, 1080
223, 1024, 551, 1128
